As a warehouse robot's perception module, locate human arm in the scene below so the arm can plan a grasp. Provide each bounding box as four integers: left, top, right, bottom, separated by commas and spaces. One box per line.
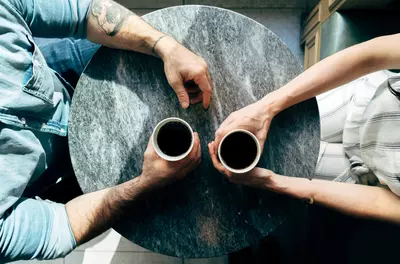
213, 34, 400, 148
272, 175, 400, 224
67, 132, 201, 244
6, 0, 212, 109
0, 133, 201, 261
86, 0, 212, 109
208, 144, 400, 224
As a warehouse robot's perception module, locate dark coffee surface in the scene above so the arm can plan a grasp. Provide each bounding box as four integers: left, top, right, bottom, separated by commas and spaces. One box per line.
69, 6, 320, 258
221, 132, 257, 170
158, 122, 192, 156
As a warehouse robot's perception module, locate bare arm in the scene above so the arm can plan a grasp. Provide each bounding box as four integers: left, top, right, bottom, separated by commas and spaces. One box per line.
67, 133, 201, 244
210, 35, 400, 224
208, 144, 400, 224
66, 176, 148, 244
87, 0, 166, 56
214, 34, 400, 155
269, 172, 400, 224
262, 34, 400, 115
86, 0, 212, 109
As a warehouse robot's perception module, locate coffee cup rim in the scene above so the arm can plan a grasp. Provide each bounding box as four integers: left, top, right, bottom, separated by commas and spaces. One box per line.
218, 129, 261, 174
152, 117, 194, 162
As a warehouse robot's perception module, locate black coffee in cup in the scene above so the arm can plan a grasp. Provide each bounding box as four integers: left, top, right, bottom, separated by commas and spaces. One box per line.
220, 131, 258, 170
157, 121, 192, 157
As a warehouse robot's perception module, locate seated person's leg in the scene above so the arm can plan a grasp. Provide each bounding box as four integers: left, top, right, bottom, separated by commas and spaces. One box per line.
315, 141, 350, 181
34, 38, 100, 87
317, 80, 357, 143
315, 78, 357, 180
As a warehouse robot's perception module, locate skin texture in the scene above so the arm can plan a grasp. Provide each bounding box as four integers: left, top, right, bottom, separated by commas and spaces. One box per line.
91, 0, 131, 36
87, 0, 212, 109
66, 0, 210, 244
67, 133, 201, 245
210, 34, 400, 225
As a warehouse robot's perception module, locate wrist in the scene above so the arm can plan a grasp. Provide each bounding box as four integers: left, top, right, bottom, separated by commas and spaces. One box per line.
270, 174, 316, 202
259, 89, 289, 118
118, 175, 154, 200
135, 174, 157, 192
153, 35, 180, 60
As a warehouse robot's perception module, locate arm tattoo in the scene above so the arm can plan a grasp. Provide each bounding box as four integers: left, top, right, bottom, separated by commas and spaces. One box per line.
91, 0, 134, 36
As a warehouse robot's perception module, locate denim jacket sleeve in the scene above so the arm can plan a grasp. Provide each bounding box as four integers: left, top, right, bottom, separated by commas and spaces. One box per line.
5, 0, 91, 38
0, 124, 77, 261
0, 198, 76, 261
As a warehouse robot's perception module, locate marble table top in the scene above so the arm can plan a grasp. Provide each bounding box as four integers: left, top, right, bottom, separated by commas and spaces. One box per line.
69, 5, 320, 258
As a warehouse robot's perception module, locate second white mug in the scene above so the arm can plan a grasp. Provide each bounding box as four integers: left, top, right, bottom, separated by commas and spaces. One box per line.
218, 129, 261, 174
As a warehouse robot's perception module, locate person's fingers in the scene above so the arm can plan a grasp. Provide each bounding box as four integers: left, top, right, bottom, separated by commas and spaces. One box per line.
196, 136, 202, 160
208, 141, 226, 173
144, 135, 157, 161
170, 78, 190, 109
191, 137, 202, 169
181, 133, 201, 173
214, 114, 237, 141
187, 89, 201, 95
144, 135, 156, 154
258, 133, 267, 151
184, 132, 200, 163
246, 167, 268, 178
214, 126, 230, 154
145, 135, 152, 149
195, 74, 212, 109
192, 132, 201, 158
185, 83, 201, 94
190, 92, 203, 105
206, 71, 212, 88
257, 122, 270, 150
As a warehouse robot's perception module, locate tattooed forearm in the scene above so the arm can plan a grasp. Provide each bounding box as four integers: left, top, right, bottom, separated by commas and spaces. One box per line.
91, 0, 135, 36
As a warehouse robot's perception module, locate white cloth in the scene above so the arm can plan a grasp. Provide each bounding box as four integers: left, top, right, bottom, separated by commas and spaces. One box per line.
315, 70, 400, 196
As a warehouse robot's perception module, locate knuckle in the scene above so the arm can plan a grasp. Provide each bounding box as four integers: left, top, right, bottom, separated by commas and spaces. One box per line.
177, 92, 188, 99
216, 129, 225, 136
169, 80, 180, 88
197, 65, 207, 75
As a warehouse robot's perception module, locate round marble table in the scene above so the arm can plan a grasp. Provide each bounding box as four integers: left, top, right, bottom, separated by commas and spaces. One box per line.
69, 5, 320, 258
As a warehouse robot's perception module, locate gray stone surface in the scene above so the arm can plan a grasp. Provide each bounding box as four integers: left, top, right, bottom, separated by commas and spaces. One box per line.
233, 9, 304, 64
69, 6, 319, 258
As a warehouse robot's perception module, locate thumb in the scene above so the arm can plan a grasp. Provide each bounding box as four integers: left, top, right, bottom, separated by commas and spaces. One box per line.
171, 81, 190, 109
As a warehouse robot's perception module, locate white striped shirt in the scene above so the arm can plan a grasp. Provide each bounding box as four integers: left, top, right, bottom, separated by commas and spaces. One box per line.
316, 70, 400, 196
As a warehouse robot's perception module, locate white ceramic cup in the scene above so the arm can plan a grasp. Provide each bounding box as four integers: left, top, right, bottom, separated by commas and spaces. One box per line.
218, 129, 262, 174
152, 117, 194, 162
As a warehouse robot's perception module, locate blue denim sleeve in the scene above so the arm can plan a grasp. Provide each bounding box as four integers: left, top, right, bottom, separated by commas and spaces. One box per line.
0, 198, 77, 261
6, 0, 92, 38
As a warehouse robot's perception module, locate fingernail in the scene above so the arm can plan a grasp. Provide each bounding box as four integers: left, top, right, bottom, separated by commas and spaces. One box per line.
182, 102, 189, 108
